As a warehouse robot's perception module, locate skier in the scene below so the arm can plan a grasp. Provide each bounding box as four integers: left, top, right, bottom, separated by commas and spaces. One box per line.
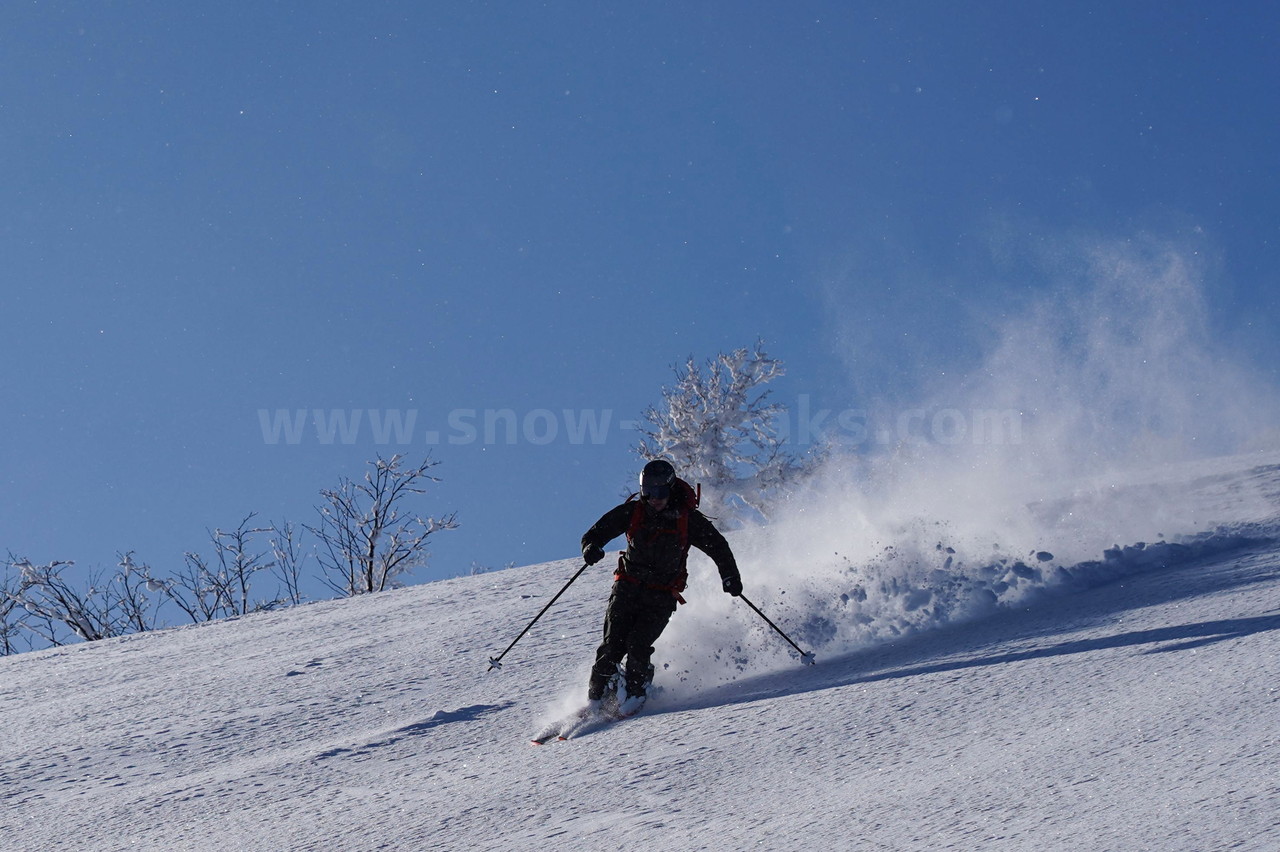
580, 459, 743, 716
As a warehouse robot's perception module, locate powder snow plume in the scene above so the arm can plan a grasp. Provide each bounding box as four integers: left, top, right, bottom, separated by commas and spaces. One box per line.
657, 235, 1280, 695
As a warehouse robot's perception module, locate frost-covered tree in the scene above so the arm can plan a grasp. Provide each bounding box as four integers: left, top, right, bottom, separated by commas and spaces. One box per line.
113, 552, 165, 634
140, 516, 283, 624
307, 454, 458, 596
268, 519, 308, 607
144, 550, 231, 624
8, 558, 99, 644
1, 560, 30, 655
0, 461, 456, 654
205, 515, 275, 616
7, 556, 159, 646
637, 341, 814, 524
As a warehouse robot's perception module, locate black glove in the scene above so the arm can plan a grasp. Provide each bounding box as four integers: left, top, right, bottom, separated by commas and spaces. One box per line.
722, 573, 743, 597
583, 543, 605, 566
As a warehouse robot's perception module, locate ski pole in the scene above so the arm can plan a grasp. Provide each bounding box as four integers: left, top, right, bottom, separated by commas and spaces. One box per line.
487, 562, 590, 672
738, 593, 817, 665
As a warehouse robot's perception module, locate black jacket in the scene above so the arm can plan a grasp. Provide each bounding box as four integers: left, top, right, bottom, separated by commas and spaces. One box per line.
582, 497, 739, 590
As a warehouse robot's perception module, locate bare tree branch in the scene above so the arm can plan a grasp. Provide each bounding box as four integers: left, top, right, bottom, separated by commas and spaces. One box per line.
306, 454, 459, 596
9, 558, 121, 644
268, 519, 308, 607
139, 516, 280, 624
113, 552, 164, 635
1, 556, 32, 655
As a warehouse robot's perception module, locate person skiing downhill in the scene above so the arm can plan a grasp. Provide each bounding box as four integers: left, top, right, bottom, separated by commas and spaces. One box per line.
580, 459, 743, 716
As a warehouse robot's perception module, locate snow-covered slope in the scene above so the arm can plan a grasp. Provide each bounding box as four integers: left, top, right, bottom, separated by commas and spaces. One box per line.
4, 454, 1279, 851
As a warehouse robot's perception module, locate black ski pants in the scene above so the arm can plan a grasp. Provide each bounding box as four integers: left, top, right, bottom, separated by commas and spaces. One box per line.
589, 580, 677, 699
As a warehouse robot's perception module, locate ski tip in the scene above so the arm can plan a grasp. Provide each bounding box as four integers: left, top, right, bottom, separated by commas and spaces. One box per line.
530, 738, 548, 746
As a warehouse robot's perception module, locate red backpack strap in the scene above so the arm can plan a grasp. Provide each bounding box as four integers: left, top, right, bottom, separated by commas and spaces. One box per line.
625, 495, 644, 546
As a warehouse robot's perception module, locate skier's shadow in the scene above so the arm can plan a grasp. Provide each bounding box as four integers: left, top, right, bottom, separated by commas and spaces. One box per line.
315, 702, 516, 760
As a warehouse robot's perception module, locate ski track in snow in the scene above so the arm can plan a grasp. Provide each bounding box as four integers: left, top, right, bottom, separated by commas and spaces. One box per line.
3, 453, 1280, 850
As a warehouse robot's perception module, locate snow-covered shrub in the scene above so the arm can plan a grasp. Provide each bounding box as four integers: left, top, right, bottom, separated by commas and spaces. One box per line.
636, 341, 816, 525
307, 454, 458, 596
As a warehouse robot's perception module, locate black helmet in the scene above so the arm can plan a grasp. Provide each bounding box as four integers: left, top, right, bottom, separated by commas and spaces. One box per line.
639, 459, 676, 500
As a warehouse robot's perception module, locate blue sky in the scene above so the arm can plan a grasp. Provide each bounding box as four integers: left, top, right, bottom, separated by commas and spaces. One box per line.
3, 2, 1277, 592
